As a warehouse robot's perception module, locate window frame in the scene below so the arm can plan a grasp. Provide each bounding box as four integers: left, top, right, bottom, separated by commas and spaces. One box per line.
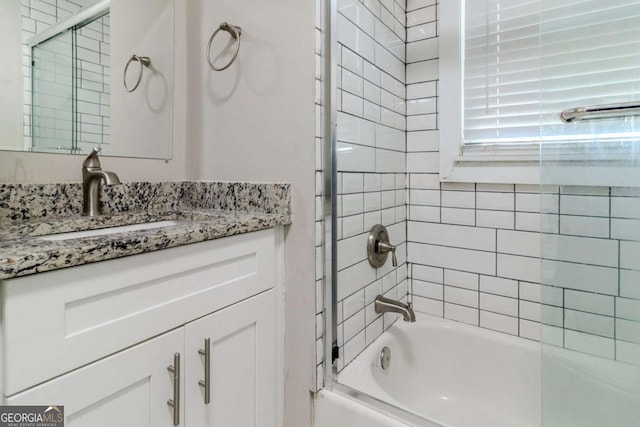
439, 0, 541, 184
439, 0, 640, 187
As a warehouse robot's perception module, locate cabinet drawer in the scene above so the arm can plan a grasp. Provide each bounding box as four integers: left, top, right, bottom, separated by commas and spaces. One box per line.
2, 228, 277, 396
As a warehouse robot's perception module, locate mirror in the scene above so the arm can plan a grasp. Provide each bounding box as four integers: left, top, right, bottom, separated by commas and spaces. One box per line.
0, 0, 173, 159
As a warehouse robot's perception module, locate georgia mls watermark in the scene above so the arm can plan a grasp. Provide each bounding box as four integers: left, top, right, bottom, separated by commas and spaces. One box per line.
0, 406, 64, 427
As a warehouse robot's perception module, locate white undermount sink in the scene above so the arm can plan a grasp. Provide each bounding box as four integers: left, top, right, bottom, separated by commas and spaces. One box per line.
39, 220, 180, 241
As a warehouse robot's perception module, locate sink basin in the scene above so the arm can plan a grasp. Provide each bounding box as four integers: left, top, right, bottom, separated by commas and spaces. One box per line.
39, 220, 180, 241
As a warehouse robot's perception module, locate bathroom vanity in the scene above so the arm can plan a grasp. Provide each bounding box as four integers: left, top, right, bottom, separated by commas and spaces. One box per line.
0, 181, 290, 427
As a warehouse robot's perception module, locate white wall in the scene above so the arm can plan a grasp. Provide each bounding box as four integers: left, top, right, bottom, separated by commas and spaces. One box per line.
111, 0, 174, 159
0, 0, 23, 151
184, 1, 317, 426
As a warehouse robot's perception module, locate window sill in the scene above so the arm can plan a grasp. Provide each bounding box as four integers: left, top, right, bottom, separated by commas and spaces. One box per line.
442, 156, 640, 187
441, 158, 540, 185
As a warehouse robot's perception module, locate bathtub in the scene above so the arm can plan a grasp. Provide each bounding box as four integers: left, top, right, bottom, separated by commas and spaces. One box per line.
317, 314, 640, 427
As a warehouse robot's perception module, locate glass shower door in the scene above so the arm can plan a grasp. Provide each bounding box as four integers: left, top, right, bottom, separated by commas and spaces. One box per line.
30, 12, 110, 155
540, 1, 640, 425
31, 30, 75, 153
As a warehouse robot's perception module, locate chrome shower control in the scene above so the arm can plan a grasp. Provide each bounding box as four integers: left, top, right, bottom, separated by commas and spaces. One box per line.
367, 224, 397, 268
378, 241, 398, 267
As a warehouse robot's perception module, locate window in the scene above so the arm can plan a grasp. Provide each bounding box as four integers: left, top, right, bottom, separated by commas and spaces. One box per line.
440, 0, 640, 184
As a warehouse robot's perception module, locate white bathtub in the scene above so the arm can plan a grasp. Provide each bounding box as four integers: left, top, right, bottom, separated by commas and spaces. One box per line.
321, 315, 640, 427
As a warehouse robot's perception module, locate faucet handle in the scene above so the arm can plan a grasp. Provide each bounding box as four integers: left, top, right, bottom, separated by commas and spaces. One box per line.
83, 147, 102, 169
377, 242, 398, 267
367, 224, 399, 268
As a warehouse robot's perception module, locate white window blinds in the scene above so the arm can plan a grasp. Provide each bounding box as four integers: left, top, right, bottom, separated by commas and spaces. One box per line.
463, 0, 640, 147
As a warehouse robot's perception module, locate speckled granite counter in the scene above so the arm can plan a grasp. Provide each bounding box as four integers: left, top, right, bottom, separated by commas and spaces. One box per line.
0, 182, 291, 279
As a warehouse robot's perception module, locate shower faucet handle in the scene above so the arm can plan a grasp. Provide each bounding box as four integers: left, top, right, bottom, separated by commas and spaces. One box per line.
377, 241, 397, 267
367, 224, 398, 268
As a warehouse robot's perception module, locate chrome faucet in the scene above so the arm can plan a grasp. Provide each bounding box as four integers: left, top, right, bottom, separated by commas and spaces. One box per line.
82, 147, 121, 216
374, 295, 416, 322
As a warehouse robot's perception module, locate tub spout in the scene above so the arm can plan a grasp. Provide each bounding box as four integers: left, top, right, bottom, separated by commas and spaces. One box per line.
374, 295, 416, 322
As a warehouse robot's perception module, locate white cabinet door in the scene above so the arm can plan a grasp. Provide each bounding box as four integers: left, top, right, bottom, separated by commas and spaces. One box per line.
185, 290, 276, 427
6, 329, 184, 427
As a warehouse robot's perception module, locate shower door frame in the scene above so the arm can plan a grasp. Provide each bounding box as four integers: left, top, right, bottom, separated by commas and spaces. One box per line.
319, 1, 441, 425
322, 0, 338, 390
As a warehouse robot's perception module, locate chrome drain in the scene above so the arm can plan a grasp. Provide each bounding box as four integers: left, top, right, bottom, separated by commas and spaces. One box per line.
380, 346, 391, 370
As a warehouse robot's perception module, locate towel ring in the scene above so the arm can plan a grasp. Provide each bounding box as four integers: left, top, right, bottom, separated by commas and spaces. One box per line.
123, 55, 151, 92
206, 22, 242, 71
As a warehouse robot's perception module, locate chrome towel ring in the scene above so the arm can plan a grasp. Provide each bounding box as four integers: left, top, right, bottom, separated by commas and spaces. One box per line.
123, 54, 151, 92
206, 22, 242, 71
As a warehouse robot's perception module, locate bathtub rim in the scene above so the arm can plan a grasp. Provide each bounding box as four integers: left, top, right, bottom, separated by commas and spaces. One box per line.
324, 381, 443, 427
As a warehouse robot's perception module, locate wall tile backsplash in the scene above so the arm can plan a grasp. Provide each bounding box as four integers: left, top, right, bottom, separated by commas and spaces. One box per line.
408, 181, 640, 359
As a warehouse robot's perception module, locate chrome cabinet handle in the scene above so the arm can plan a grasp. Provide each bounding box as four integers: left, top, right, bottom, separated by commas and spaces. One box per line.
197, 338, 211, 404
167, 353, 180, 426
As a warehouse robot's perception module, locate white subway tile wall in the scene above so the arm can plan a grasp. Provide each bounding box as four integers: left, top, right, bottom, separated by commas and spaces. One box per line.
405, 0, 640, 365
315, 0, 409, 387
22, 0, 110, 151
316, 0, 640, 390
334, 0, 408, 373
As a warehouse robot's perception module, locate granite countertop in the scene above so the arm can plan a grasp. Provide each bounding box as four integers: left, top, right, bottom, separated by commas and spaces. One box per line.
0, 182, 291, 280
